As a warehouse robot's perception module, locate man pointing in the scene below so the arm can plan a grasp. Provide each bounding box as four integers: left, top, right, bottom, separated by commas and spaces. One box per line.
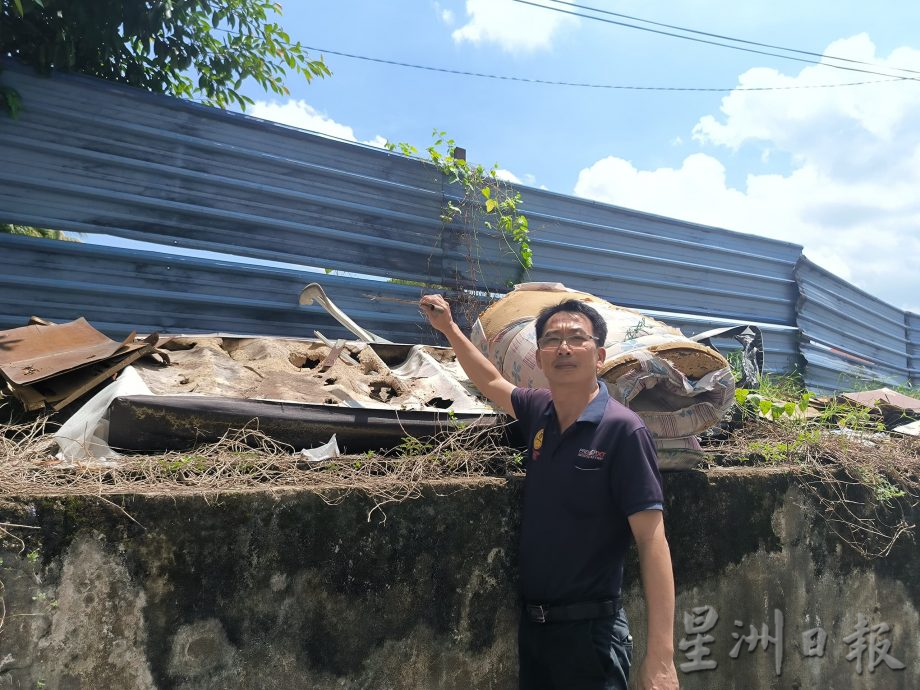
420, 294, 679, 690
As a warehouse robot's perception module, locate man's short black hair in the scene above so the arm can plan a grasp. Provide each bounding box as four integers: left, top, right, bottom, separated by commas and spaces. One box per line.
534, 299, 607, 345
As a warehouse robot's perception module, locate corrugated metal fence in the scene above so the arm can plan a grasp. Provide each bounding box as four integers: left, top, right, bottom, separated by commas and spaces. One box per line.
908, 312, 920, 388
795, 258, 915, 391
0, 62, 915, 392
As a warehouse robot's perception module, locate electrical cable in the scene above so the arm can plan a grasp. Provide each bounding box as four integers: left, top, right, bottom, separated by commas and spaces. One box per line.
543, 0, 920, 77
304, 45, 903, 92
511, 0, 920, 83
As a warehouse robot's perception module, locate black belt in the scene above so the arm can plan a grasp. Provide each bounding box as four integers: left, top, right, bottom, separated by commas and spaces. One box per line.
524, 598, 621, 624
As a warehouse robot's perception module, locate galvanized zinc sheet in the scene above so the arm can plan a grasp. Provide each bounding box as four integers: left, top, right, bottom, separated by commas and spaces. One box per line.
907, 311, 920, 387
0, 62, 521, 290
2, 61, 914, 389
796, 257, 911, 391
0, 234, 801, 375
498, 186, 801, 324
0, 234, 439, 344
2, 60, 801, 321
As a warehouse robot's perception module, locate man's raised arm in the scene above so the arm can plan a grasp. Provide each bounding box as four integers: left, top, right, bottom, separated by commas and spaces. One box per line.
419, 294, 516, 417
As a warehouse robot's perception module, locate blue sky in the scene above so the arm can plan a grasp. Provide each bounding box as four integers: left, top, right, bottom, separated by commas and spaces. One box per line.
222, 0, 920, 313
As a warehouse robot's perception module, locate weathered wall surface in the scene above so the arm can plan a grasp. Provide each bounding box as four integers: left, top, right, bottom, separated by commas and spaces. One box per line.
0, 470, 916, 689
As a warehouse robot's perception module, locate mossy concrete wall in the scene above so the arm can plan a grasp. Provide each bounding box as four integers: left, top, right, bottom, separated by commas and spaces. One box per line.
0, 469, 916, 689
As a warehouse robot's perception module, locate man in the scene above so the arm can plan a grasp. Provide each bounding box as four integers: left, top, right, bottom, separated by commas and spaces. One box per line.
419, 295, 679, 690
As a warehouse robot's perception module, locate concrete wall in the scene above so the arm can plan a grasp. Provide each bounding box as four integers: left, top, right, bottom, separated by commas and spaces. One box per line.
0, 469, 916, 689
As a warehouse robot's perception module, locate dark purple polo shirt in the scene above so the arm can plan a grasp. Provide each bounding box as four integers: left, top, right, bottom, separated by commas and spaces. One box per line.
511, 382, 663, 604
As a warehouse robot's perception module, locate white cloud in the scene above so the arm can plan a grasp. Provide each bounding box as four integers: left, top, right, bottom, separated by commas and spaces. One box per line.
494, 169, 543, 188
494, 168, 522, 184
434, 2, 455, 25
249, 100, 385, 147
574, 35, 920, 312
452, 0, 578, 54
363, 135, 390, 149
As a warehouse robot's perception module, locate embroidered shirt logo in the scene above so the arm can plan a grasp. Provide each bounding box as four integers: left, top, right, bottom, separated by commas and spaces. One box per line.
531, 428, 544, 462
577, 448, 606, 461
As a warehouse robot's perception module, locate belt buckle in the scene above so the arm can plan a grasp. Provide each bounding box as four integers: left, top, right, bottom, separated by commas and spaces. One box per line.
527, 604, 547, 623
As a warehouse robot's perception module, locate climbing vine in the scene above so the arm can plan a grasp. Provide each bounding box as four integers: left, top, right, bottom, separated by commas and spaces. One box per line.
386, 130, 532, 282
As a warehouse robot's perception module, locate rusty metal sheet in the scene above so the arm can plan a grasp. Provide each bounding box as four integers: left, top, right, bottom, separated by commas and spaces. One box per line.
0, 317, 146, 386
12, 347, 157, 411
839, 388, 920, 413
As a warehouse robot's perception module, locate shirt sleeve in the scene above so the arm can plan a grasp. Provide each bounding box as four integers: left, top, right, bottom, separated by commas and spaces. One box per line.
511, 386, 540, 421
510, 386, 525, 420
612, 426, 665, 516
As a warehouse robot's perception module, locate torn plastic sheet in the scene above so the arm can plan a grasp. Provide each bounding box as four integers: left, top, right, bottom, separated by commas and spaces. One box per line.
692, 324, 764, 389
894, 419, 920, 436
53, 366, 152, 464
386, 345, 489, 413
608, 351, 735, 442
299, 434, 340, 461
132, 337, 493, 415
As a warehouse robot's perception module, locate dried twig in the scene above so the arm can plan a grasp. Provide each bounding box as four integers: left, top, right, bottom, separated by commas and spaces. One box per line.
0, 415, 521, 522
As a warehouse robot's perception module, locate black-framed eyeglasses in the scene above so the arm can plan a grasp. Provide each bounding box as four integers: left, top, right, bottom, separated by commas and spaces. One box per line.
536, 334, 600, 350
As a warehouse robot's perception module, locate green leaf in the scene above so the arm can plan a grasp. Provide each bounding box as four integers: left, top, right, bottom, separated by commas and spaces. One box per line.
12, 0, 24, 16
480, 186, 491, 199
485, 199, 497, 213
759, 399, 773, 416
0, 87, 22, 119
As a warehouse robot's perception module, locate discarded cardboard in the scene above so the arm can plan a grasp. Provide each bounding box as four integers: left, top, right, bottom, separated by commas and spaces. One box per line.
837, 388, 920, 429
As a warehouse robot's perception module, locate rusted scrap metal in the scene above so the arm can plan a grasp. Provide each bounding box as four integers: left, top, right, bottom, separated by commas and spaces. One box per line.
836, 388, 920, 429
0, 317, 168, 411
839, 388, 920, 413
319, 338, 347, 371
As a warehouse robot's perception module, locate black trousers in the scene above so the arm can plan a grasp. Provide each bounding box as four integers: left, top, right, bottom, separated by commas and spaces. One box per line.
518, 607, 633, 690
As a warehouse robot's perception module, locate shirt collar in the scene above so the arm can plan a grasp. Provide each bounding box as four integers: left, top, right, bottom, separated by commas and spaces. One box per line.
541, 380, 609, 425
579, 381, 609, 424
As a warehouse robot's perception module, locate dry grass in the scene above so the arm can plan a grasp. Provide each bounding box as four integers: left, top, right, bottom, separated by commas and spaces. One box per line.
705, 417, 920, 558
4, 407, 920, 556
0, 415, 521, 520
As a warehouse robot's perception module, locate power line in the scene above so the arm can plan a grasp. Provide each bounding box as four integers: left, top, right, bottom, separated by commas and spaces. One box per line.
511, 0, 920, 83
544, 0, 920, 77
305, 45, 903, 92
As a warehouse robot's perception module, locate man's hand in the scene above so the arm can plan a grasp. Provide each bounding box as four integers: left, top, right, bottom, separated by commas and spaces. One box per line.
629, 509, 679, 690
417, 293, 516, 416
419, 294, 453, 334
637, 655, 679, 690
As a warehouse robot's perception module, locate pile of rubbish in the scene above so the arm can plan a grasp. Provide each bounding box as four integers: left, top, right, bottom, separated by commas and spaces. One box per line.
472, 283, 738, 468
0, 317, 167, 412
11, 282, 913, 473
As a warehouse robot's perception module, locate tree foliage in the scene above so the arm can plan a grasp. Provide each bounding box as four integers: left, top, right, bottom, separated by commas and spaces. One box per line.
1, 224, 71, 240
1, 0, 330, 110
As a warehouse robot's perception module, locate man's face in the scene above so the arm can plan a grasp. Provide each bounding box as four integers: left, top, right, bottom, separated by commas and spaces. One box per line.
535, 312, 605, 385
